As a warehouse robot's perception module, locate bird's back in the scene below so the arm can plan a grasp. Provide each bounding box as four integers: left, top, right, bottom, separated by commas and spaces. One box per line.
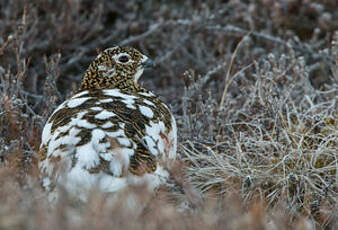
39, 87, 177, 199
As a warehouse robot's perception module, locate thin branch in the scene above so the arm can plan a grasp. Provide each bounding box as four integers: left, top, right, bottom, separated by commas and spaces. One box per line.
119, 23, 163, 46
219, 32, 252, 109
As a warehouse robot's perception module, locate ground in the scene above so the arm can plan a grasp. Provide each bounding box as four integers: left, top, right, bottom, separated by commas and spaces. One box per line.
0, 1, 337, 229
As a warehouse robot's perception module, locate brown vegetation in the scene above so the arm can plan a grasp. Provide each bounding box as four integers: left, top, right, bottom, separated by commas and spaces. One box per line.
0, 0, 337, 229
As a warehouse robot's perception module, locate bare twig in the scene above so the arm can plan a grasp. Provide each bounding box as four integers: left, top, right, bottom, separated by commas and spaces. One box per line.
119, 23, 163, 46
219, 32, 252, 109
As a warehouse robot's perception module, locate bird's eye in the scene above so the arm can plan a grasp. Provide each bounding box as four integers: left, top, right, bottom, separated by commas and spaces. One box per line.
118, 55, 129, 63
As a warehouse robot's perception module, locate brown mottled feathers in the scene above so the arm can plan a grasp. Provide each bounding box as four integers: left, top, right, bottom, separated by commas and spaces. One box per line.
39, 46, 177, 196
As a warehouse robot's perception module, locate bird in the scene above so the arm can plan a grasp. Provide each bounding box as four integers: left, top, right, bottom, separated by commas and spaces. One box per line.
38, 46, 177, 201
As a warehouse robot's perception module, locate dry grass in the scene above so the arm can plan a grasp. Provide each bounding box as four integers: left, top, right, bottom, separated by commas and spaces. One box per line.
0, 0, 337, 229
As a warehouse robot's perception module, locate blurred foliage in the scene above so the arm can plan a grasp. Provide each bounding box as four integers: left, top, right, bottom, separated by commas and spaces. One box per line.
0, 0, 337, 229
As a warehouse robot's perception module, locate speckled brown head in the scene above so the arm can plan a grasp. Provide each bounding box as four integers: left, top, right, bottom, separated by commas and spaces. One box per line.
79, 46, 153, 91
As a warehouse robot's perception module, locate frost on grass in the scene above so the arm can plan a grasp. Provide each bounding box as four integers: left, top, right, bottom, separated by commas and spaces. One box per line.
180, 48, 337, 228
0, 0, 337, 229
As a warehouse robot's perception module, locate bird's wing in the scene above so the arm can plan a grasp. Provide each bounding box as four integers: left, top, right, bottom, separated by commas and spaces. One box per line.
39, 88, 173, 178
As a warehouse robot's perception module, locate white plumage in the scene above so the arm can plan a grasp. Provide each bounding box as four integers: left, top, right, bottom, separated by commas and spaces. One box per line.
39, 46, 177, 201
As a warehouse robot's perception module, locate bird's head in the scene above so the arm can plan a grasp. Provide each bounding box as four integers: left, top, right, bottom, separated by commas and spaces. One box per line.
79, 46, 154, 91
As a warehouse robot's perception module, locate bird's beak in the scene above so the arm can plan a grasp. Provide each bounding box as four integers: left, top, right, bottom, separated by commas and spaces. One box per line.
141, 56, 155, 69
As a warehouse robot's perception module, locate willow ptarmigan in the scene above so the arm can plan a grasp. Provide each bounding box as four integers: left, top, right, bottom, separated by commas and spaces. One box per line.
39, 46, 177, 200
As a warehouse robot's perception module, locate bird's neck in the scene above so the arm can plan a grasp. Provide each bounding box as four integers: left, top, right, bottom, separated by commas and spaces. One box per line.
78, 67, 142, 93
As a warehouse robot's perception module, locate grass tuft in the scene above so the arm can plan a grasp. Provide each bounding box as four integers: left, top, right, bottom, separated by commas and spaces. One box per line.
0, 0, 337, 229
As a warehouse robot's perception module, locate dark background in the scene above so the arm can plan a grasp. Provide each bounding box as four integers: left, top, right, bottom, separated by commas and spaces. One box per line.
0, 1, 337, 229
